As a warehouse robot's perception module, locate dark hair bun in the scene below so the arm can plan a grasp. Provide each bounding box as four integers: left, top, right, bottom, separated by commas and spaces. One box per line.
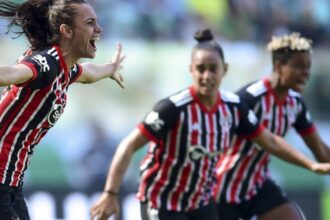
194, 29, 214, 43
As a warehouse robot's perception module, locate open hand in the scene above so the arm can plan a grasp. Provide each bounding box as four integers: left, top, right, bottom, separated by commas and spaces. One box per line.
109, 43, 126, 89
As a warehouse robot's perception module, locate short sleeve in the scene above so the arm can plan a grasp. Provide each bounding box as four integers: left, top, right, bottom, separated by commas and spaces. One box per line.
19, 53, 59, 89
293, 100, 316, 136
236, 100, 264, 139
138, 98, 179, 143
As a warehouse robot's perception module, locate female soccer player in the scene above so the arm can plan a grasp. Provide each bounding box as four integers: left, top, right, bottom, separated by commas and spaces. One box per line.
90, 29, 330, 220
213, 32, 330, 220
0, 0, 125, 219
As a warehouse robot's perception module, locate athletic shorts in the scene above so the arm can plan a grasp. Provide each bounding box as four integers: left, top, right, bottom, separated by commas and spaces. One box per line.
0, 183, 30, 220
217, 179, 289, 220
140, 201, 219, 220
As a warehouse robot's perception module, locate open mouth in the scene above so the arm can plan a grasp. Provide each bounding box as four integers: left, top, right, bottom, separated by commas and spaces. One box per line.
89, 40, 96, 49
89, 37, 100, 49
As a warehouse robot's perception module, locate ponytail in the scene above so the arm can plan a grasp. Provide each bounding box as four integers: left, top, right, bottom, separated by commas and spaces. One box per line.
0, 0, 87, 50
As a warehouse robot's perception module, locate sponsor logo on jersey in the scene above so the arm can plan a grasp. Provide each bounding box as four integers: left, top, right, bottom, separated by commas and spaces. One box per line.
187, 145, 222, 162
145, 111, 164, 131
32, 54, 50, 72
219, 115, 233, 129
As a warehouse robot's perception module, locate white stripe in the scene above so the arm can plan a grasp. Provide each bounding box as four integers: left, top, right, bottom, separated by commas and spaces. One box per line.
169, 90, 192, 107
47, 48, 56, 55
2, 71, 65, 184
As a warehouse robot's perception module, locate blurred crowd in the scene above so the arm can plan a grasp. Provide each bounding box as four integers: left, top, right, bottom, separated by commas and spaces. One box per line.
86, 0, 330, 47
1, 0, 329, 48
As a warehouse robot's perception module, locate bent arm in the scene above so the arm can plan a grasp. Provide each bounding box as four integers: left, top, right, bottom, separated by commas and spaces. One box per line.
90, 128, 149, 220
0, 64, 33, 86
302, 131, 330, 163
253, 129, 315, 170
104, 128, 148, 193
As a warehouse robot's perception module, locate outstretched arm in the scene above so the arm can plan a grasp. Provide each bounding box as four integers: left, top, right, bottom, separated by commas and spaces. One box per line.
253, 129, 330, 174
90, 128, 149, 220
302, 131, 330, 163
0, 64, 33, 86
77, 43, 125, 88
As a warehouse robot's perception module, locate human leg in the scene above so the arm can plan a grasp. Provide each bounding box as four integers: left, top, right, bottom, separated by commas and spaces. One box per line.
250, 179, 304, 220
257, 202, 304, 220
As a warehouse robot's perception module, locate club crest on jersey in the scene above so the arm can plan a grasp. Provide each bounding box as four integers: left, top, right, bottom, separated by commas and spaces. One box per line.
187, 145, 222, 162
219, 115, 233, 129
145, 111, 164, 131
32, 54, 50, 72
286, 105, 298, 124
48, 104, 63, 126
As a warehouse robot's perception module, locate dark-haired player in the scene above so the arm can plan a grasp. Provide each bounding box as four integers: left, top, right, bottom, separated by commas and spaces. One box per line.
0, 0, 125, 219
90, 30, 330, 220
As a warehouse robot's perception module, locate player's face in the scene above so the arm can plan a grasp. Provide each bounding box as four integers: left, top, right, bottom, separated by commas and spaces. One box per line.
70, 3, 102, 59
190, 49, 227, 99
278, 52, 311, 93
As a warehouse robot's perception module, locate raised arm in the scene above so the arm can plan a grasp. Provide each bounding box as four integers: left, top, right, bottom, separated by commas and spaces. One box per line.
302, 131, 330, 163
0, 64, 33, 86
90, 128, 149, 220
253, 129, 330, 174
77, 43, 125, 88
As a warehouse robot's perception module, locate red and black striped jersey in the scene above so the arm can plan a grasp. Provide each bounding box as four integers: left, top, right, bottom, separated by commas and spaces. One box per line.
0, 46, 82, 186
213, 78, 315, 204
136, 86, 263, 212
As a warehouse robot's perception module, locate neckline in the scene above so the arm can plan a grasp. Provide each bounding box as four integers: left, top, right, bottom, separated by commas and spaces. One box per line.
53, 45, 69, 79
189, 86, 222, 114
263, 78, 287, 105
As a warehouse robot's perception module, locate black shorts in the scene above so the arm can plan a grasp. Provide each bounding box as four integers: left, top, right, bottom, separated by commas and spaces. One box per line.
140, 201, 219, 220
0, 183, 30, 220
217, 179, 289, 220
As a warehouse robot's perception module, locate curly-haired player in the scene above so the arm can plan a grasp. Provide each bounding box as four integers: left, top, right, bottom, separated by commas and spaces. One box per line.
213, 32, 330, 220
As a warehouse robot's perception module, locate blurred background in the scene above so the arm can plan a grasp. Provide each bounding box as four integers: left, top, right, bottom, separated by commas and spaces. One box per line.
1, 0, 330, 219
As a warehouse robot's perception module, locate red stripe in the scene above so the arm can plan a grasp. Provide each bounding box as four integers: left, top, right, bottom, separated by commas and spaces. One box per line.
220, 103, 230, 151
190, 158, 209, 210
229, 148, 256, 203
214, 138, 243, 201
19, 61, 38, 85
189, 112, 214, 208
137, 141, 163, 204
170, 165, 192, 210
169, 104, 198, 210
191, 103, 198, 145
0, 88, 32, 183
70, 64, 83, 84
54, 46, 69, 79
212, 149, 228, 199
149, 119, 181, 208
247, 153, 269, 199
276, 104, 283, 135
138, 124, 158, 143
0, 86, 50, 185
298, 125, 316, 136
